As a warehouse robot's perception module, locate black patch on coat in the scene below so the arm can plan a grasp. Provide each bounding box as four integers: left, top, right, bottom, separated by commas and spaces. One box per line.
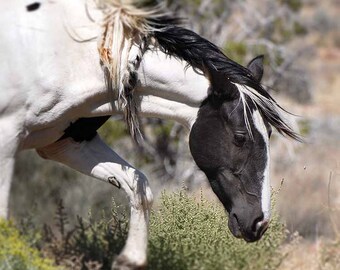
26, 2, 41, 12
108, 176, 121, 189
58, 116, 111, 142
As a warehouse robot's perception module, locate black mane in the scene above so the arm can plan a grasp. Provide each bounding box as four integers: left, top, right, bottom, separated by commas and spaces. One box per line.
149, 20, 301, 141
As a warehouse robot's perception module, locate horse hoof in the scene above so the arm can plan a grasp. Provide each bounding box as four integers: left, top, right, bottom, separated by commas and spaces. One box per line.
111, 255, 146, 270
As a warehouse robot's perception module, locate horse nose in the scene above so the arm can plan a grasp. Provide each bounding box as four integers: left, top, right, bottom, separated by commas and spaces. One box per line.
238, 212, 269, 242
229, 210, 269, 242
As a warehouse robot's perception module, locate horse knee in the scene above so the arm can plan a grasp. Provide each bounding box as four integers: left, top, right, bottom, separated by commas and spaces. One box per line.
143, 181, 154, 210
124, 171, 153, 211
137, 172, 153, 208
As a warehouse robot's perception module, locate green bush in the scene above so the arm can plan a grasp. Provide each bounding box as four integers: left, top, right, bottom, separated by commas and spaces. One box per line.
5, 191, 289, 269
40, 200, 128, 269
148, 190, 286, 270
0, 219, 57, 270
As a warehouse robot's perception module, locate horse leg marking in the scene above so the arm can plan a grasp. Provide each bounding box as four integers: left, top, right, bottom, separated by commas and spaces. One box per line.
108, 176, 121, 189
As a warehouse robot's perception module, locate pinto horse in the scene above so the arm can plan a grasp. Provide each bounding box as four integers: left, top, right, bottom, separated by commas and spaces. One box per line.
0, 0, 300, 269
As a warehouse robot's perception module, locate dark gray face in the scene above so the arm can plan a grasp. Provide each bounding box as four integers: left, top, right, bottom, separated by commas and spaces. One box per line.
189, 56, 272, 242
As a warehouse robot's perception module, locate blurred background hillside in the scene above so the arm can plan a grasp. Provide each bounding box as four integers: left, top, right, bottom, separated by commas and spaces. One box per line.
10, 0, 339, 269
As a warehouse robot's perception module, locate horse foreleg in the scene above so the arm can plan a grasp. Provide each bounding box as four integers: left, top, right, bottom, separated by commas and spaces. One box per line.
37, 135, 153, 270
0, 157, 15, 219
0, 116, 19, 219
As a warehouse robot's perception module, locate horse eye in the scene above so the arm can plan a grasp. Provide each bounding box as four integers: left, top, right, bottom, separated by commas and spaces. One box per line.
234, 133, 246, 147
268, 126, 273, 138
268, 129, 272, 138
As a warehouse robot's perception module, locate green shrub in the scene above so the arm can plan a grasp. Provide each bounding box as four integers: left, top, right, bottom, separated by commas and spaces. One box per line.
0, 219, 57, 270
40, 200, 128, 269
148, 190, 286, 270
6, 191, 289, 270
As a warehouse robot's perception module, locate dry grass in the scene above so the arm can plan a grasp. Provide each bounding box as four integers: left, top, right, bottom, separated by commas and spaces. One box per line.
277, 171, 340, 270
278, 240, 320, 270
271, 3, 340, 266
271, 142, 340, 238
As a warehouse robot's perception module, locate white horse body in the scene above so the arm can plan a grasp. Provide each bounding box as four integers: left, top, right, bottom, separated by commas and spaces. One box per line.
0, 0, 209, 150
0, 1, 210, 268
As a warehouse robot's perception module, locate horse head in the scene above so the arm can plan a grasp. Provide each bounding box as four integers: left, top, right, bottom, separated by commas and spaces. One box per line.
189, 56, 272, 242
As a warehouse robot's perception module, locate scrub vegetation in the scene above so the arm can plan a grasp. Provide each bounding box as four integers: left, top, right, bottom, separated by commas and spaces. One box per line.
1, 191, 291, 270
3, 190, 338, 269
0, 220, 56, 270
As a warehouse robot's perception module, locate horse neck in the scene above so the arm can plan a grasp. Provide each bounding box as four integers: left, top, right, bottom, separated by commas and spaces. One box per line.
135, 48, 210, 129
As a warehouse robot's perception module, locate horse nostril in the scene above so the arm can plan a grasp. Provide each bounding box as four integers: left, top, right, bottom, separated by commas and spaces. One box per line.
251, 213, 264, 233
256, 220, 269, 238
252, 214, 269, 239
260, 221, 269, 235
229, 211, 269, 241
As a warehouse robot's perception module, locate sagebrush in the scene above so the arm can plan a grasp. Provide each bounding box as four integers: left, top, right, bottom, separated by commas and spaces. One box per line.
1, 190, 291, 270
0, 220, 57, 270
148, 190, 286, 270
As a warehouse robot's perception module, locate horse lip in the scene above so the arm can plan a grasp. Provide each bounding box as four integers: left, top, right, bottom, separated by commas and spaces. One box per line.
243, 236, 257, 243
232, 227, 243, 239
228, 213, 243, 239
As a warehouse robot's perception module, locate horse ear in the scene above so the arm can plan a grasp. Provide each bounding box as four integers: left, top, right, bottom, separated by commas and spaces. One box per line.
247, 55, 264, 82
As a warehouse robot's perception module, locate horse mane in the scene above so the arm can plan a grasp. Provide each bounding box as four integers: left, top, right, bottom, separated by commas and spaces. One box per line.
95, 0, 301, 142
149, 24, 301, 141
95, 0, 175, 142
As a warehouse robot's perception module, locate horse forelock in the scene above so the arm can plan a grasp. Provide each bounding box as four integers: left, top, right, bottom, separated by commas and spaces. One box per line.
234, 83, 301, 142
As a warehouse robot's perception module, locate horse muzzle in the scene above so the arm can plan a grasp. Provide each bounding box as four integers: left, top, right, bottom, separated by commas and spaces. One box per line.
228, 211, 269, 242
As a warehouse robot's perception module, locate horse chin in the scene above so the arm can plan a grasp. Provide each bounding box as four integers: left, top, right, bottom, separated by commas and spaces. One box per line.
227, 213, 243, 239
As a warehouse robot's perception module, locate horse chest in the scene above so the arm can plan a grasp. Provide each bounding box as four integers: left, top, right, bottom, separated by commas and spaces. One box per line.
20, 82, 109, 149
25, 87, 72, 125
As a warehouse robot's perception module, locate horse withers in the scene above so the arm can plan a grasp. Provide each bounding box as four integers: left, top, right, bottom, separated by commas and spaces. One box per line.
0, 1, 300, 269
